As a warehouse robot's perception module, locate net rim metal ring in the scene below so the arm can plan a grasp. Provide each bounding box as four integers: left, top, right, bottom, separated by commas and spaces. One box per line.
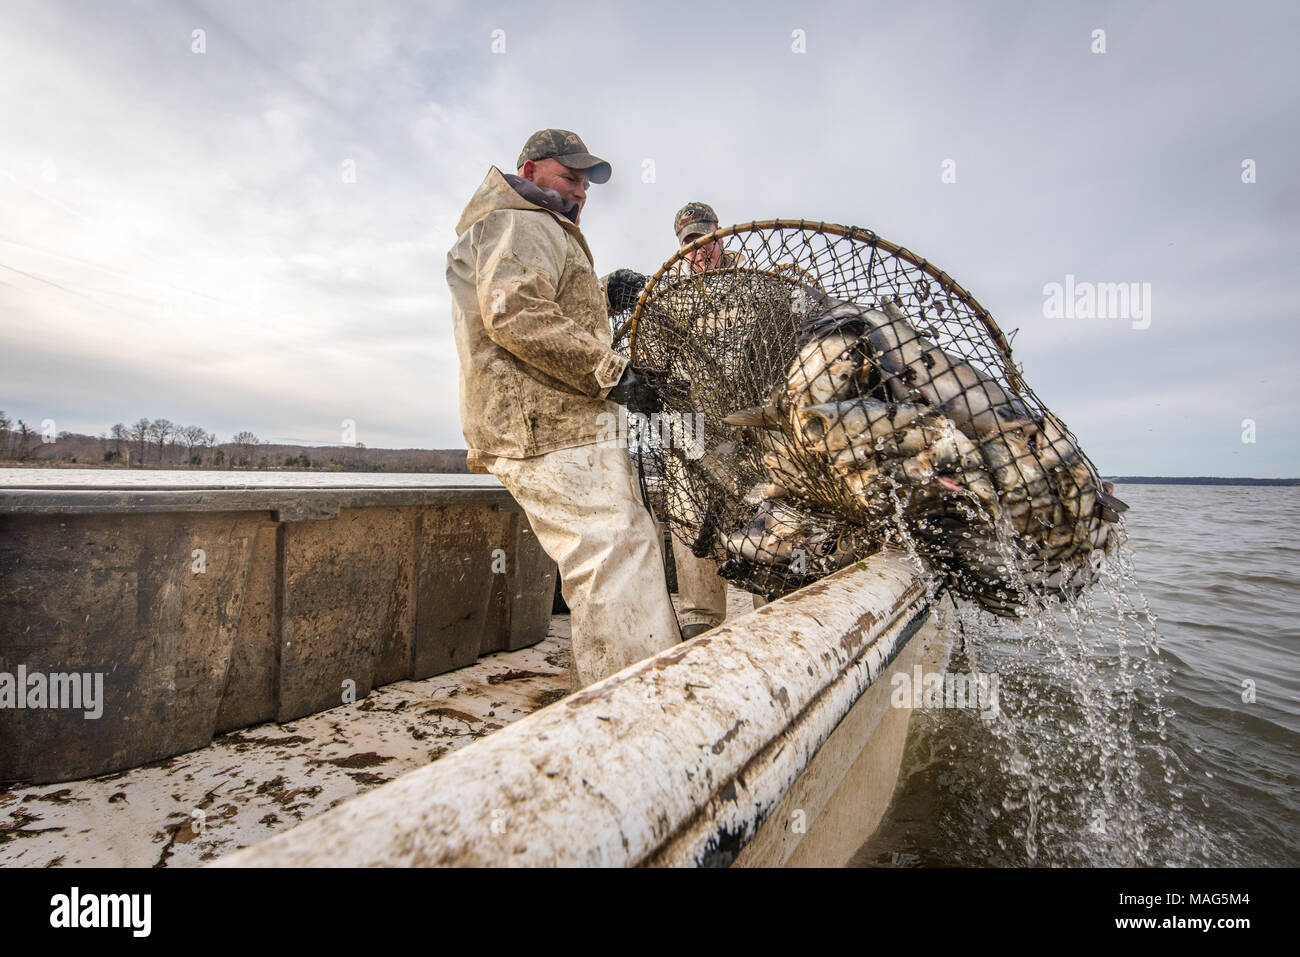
620, 219, 1025, 393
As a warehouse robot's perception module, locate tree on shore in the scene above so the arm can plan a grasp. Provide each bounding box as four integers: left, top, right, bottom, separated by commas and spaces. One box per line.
15, 420, 33, 460
109, 423, 127, 460
128, 418, 150, 464
231, 431, 261, 468
148, 418, 174, 465
179, 424, 207, 465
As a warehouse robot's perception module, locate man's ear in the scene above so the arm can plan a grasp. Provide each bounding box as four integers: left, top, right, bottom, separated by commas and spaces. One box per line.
519, 160, 536, 182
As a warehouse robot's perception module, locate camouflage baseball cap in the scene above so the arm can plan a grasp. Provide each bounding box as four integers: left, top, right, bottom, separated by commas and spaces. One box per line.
516, 129, 611, 184
674, 201, 719, 242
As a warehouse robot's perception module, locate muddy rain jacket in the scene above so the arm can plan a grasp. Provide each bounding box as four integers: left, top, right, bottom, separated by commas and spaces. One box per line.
447, 167, 628, 465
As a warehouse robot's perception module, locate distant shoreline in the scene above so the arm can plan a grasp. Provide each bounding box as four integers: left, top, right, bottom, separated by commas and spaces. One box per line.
2, 462, 1296, 485
1106, 476, 1300, 486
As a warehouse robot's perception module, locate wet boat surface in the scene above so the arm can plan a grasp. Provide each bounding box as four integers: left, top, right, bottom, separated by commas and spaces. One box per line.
0, 590, 758, 867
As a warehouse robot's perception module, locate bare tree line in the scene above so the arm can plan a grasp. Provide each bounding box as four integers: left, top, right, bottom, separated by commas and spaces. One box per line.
109, 419, 264, 467
0, 411, 469, 472
1, 411, 263, 467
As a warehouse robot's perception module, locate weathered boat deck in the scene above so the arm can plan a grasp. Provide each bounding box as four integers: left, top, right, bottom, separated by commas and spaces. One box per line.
0, 589, 756, 868
2, 481, 947, 868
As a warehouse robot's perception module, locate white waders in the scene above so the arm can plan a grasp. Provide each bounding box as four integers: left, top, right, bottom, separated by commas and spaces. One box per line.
670, 531, 729, 630
483, 445, 681, 689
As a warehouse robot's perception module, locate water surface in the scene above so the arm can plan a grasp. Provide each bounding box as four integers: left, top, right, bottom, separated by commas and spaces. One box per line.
855, 484, 1300, 867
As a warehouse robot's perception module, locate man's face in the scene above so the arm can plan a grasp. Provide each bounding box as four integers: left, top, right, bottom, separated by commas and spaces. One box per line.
681, 227, 722, 271
521, 158, 590, 222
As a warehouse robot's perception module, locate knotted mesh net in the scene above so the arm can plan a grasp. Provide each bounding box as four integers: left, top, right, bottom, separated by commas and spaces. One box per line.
623, 221, 1126, 616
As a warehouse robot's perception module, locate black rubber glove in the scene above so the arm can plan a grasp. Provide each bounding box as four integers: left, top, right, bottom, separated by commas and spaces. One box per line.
606, 269, 648, 313
605, 366, 662, 414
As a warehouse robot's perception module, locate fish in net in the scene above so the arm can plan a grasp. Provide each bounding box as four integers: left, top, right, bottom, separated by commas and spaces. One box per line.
623, 221, 1128, 616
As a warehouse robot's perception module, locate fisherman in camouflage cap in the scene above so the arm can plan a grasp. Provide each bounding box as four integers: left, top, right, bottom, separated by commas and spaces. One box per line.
664, 201, 762, 639
673, 202, 718, 242
672, 201, 740, 274
446, 128, 680, 688
516, 128, 612, 186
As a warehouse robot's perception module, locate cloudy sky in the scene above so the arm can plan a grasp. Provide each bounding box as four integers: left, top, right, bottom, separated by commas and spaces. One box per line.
1, 0, 1296, 475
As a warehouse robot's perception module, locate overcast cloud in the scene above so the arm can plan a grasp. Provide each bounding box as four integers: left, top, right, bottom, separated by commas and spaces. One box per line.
1, 0, 1296, 474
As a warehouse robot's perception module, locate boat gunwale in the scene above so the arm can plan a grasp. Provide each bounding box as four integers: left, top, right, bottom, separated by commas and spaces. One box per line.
0, 484, 522, 515
214, 551, 932, 868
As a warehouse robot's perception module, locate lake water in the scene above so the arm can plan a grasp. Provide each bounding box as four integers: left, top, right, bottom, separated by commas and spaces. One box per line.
853, 484, 1300, 867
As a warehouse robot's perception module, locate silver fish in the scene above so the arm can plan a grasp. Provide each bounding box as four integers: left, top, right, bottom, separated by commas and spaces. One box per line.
743, 481, 791, 504
868, 298, 1036, 438
795, 400, 927, 453
980, 431, 1049, 497
786, 331, 868, 406
842, 465, 895, 514
721, 500, 830, 565
806, 405, 999, 513
1032, 412, 1082, 472
755, 430, 806, 487
722, 385, 787, 430
1051, 459, 1099, 531
1097, 484, 1129, 523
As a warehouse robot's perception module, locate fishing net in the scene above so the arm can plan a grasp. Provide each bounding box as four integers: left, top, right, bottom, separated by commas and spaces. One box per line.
623, 221, 1126, 615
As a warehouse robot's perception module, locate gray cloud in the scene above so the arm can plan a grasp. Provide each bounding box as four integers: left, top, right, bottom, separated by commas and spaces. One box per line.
1, 0, 1296, 474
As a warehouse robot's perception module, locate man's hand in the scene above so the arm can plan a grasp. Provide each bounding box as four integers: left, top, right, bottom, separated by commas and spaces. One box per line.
606, 269, 648, 313
605, 366, 662, 413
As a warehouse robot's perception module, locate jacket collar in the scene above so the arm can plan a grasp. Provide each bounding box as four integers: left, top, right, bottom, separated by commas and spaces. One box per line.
455, 167, 593, 264
503, 173, 579, 223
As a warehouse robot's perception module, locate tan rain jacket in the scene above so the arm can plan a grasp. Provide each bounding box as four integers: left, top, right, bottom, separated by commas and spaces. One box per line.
447, 167, 628, 464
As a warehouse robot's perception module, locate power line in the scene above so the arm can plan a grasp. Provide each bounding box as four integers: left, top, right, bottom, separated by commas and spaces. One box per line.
0, 259, 162, 310
0, 234, 237, 308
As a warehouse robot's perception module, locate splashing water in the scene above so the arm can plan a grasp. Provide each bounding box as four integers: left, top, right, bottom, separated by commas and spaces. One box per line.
867, 513, 1223, 866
